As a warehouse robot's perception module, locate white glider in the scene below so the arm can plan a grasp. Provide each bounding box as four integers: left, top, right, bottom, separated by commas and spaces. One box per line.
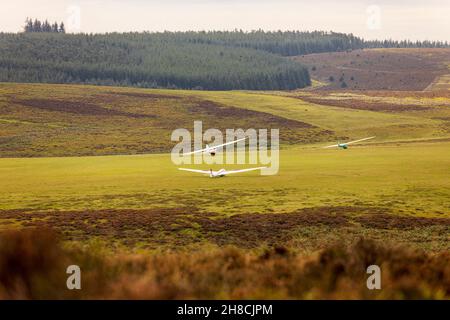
182, 137, 246, 156
323, 136, 375, 149
179, 167, 266, 178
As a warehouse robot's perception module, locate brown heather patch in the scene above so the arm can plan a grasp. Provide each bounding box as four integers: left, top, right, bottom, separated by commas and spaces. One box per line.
295, 48, 450, 91
92, 93, 319, 132
297, 95, 426, 112
188, 100, 315, 129
13, 98, 155, 118
0, 208, 199, 247
355, 214, 450, 230
184, 99, 336, 144
0, 206, 365, 248
354, 90, 450, 99
198, 208, 351, 248
1, 206, 448, 249
0, 228, 449, 299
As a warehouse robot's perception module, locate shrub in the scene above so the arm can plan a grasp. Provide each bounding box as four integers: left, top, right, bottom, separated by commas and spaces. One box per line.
0, 229, 448, 299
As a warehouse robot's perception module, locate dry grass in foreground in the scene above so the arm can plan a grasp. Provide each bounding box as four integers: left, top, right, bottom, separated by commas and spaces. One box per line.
0, 228, 448, 300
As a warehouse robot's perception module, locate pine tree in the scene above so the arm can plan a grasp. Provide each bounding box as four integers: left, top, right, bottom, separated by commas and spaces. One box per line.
23, 18, 68, 33
24, 18, 33, 32
33, 19, 41, 32
42, 20, 51, 32
52, 22, 59, 33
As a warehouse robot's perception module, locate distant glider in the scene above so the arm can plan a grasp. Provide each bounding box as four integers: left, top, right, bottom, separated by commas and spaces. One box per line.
179, 167, 266, 178
182, 137, 246, 156
323, 136, 375, 149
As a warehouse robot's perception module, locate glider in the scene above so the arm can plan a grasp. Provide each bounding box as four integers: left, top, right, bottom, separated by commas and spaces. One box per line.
179, 167, 266, 178
182, 138, 246, 156
323, 136, 375, 149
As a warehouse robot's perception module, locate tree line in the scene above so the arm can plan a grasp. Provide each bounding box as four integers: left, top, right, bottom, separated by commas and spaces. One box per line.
166, 30, 449, 56
0, 29, 448, 90
363, 39, 449, 49
0, 33, 310, 90
24, 18, 65, 33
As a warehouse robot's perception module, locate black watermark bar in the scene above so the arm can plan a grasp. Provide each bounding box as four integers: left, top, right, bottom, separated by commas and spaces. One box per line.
0, 300, 446, 319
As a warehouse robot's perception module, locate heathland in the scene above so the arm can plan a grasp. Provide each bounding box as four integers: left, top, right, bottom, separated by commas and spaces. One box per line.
0, 46, 449, 299
0, 82, 449, 254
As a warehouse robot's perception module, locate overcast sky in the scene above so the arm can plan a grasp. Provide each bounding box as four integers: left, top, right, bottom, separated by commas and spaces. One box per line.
1, 0, 449, 41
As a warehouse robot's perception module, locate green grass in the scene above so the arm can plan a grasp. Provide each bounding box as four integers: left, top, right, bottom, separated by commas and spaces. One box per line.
185, 90, 449, 142
2, 83, 450, 157
0, 83, 332, 157
1, 142, 449, 217
1, 83, 449, 252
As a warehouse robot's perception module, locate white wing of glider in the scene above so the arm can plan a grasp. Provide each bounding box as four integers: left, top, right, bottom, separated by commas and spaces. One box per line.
322, 136, 375, 148
220, 167, 267, 175
178, 168, 211, 174
322, 143, 340, 149
182, 138, 247, 156
345, 136, 375, 145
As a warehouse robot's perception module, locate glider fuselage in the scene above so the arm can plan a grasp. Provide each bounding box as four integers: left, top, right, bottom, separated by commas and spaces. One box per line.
210, 169, 227, 178
205, 144, 217, 156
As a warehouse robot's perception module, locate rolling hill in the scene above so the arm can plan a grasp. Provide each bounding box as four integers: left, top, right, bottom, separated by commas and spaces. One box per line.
295, 48, 450, 90
0, 82, 449, 299
0, 31, 448, 91
0, 83, 336, 157
1, 83, 450, 157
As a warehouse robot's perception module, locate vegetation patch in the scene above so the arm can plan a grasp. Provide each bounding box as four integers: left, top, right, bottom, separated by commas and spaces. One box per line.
295, 48, 450, 90
0, 32, 312, 90
295, 95, 426, 112
355, 213, 450, 230
14, 98, 155, 118
2, 207, 448, 250
0, 228, 448, 299
0, 84, 335, 157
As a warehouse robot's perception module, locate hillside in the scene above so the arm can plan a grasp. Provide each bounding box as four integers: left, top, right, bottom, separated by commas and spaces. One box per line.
0, 32, 449, 91
0, 33, 312, 90
0, 83, 336, 157
295, 48, 450, 90
1, 83, 449, 299
1, 83, 450, 157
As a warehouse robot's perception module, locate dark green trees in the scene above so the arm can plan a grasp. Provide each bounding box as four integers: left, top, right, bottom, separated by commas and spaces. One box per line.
0, 33, 311, 90
23, 18, 65, 33
1, 30, 448, 90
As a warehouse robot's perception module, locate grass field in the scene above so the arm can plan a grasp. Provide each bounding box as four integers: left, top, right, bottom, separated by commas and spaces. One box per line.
188, 90, 450, 142
0, 84, 450, 252
0, 82, 449, 298
1, 135, 449, 252
1, 143, 450, 216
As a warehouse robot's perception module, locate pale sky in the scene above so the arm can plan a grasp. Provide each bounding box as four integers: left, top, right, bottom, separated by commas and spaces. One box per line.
1, 0, 449, 41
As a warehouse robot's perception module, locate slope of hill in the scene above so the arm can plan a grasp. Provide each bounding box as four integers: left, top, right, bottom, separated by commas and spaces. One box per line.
1, 83, 449, 298
0, 33, 311, 90
1, 83, 450, 157
295, 48, 450, 90
0, 32, 448, 91
0, 83, 336, 157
